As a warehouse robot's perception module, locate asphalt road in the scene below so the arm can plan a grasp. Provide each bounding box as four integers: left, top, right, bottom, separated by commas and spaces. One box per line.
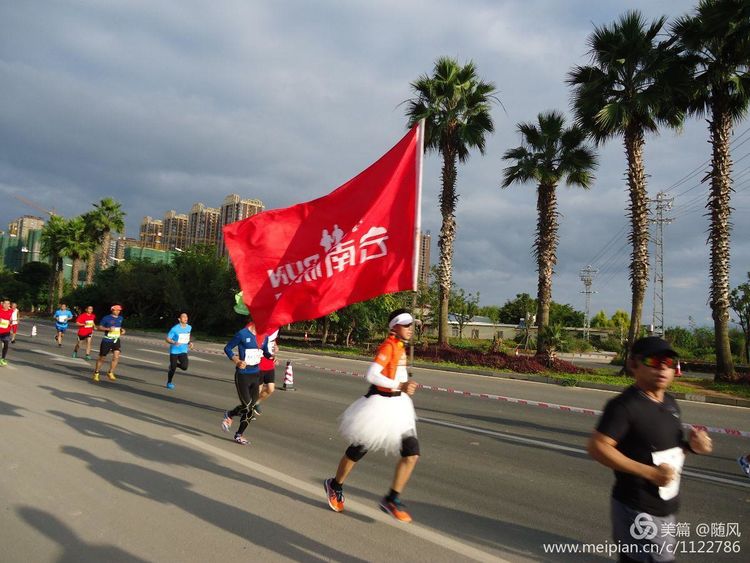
0, 322, 748, 562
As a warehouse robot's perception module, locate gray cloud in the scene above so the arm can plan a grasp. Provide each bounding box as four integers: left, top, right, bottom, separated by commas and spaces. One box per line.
2, 0, 748, 328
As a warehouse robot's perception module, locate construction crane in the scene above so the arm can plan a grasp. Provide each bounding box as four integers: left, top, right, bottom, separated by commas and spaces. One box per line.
13, 194, 57, 217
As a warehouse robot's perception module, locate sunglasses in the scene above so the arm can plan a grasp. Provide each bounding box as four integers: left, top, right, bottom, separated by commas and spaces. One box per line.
641, 355, 677, 369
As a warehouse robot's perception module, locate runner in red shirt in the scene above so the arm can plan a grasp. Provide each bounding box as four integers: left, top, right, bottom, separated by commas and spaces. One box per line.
73, 305, 97, 360
0, 299, 13, 366
253, 328, 279, 416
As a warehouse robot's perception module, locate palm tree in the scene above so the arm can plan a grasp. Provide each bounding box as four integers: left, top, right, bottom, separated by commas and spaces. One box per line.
672, 0, 750, 381
40, 216, 68, 310
405, 57, 498, 346
60, 216, 97, 291
82, 210, 103, 285
502, 111, 597, 356
567, 11, 687, 360
88, 198, 126, 272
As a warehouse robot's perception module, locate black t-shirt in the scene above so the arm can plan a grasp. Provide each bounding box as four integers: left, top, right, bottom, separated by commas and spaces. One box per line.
596, 385, 686, 516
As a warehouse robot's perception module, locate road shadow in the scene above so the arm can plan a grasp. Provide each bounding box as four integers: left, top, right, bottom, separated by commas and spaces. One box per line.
63, 446, 369, 562
39, 386, 204, 436
48, 410, 373, 524
16, 506, 151, 562
0, 399, 24, 417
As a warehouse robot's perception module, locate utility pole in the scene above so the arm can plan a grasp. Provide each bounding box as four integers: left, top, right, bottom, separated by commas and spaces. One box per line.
649, 191, 673, 337
579, 265, 597, 341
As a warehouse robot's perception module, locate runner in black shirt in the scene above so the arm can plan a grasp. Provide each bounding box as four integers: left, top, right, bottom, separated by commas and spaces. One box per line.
588, 336, 713, 562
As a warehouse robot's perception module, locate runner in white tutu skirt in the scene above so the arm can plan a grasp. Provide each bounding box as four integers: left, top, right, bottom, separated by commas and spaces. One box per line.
339, 389, 417, 455
324, 309, 421, 523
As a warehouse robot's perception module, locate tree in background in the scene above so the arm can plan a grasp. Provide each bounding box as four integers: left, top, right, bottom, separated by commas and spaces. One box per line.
406, 56, 497, 346
40, 215, 69, 310
60, 216, 97, 291
569, 11, 687, 360
88, 198, 126, 273
497, 293, 538, 325
673, 0, 750, 381
502, 110, 596, 356
730, 274, 750, 363
452, 288, 480, 338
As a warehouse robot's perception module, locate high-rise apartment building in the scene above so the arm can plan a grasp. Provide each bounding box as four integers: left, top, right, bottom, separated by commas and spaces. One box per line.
162, 210, 188, 251
187, 203, 221, 248
418, 231, 431, 288
218, 194, 264, 255
4, 215, 45, 267
139, 216, 163, 249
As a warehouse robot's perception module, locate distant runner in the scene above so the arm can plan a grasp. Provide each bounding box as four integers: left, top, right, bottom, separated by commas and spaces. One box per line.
72, 305, 96, 360
10, 302, 19, 344
0, 299, 13, 366
92, 304, 125, 382
165, 312, 193, 389
53, 303, 74, 347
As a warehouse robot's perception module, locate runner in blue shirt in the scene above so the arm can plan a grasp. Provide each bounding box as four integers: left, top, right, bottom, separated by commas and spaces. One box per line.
92, 304, 126, 382
220, 319, 272, 445
165, 312, 194, 390
53, 303, 74, 347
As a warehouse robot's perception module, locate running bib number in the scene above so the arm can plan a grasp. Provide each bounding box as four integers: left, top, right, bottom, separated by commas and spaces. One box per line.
177, 333, 190, 344
652, 446, 685, 500
107, 327, 121, 339
58, 316, 68, 323
0, 319, 8, 329
243, 348, 263, 365
85, 320, 95, 328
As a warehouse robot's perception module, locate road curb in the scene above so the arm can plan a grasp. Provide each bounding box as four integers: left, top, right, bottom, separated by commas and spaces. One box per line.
282, 347, 750, 410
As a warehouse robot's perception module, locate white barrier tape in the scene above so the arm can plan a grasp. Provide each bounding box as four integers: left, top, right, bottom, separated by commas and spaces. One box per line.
305, 363, 750, 440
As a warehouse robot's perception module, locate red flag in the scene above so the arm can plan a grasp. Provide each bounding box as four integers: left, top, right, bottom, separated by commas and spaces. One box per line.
224, 123, 424, 335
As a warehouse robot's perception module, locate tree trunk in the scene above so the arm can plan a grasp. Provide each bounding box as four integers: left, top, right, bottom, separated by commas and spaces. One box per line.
535, 183, 559, 356
56, 259, 65, 301
321, 316, 330, 345
99, 232, 111, 270
708, 102, 736, 381
71, 259, 81, 290
437, 144, 458, 347
623, 126, 650, 362
86, 254, 96, 285
47, 260, 58, 312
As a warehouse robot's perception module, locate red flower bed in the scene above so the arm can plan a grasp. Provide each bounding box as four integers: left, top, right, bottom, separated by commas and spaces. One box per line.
413, 345, 590, 374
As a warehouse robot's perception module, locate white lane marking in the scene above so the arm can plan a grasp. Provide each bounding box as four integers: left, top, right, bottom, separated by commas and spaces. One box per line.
174, 434, 506, 563
118, 355, 161, 366
31, 349, 88, 365
136, 348, 213, 363
420, 417, 750, 489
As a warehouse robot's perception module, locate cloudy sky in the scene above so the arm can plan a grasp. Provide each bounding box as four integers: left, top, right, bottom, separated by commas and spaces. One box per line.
2, 0, 749, 328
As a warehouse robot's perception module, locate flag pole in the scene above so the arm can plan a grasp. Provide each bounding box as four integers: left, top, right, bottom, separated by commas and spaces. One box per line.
409, 119, 425, 373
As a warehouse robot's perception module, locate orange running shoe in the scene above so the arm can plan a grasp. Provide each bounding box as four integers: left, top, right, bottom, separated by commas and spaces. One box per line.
324, 478, 344, 512
379, 497, 412, 523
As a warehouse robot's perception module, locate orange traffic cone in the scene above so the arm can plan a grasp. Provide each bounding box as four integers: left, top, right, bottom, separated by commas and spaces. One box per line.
676, 360, 682, 377
282, 360, 295, 391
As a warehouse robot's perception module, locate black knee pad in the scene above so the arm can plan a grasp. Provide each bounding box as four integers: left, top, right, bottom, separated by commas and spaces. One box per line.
345, 444, 368, 462
400, 436, 420, 457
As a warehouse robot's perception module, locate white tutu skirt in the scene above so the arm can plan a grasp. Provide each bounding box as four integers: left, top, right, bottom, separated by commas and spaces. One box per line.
339, 393, 417, 456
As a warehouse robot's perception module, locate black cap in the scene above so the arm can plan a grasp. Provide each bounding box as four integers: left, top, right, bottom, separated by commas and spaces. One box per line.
631, 336, 678, 358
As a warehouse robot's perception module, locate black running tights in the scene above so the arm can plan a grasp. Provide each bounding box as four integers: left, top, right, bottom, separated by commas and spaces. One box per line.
228, 370, 261, 435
